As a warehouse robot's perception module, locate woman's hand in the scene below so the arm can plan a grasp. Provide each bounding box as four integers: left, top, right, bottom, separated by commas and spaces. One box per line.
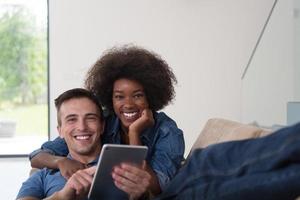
128, 109, 154, 145
112, 162, 151, 200
57, 157, 87, 179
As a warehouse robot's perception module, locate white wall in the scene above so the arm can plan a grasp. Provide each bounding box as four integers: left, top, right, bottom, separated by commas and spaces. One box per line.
295, 0, 300, 100
0, 158, 31, 200
241, 0, 296, 126
49, 0, 294, 155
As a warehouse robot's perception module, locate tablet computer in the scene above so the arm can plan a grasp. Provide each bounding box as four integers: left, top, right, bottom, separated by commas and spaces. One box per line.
88, 144, 148, 200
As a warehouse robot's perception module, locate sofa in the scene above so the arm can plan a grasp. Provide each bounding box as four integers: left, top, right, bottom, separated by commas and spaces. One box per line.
187, 118, 300, 200
189, 118, 272, 152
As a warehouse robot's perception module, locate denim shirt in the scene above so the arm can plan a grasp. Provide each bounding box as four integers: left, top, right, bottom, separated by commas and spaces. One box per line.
30, 112, 185, 190
17, 156, 98, 199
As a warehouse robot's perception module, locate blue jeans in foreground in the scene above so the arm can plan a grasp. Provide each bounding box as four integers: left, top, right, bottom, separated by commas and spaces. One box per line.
155, 122, 300, 200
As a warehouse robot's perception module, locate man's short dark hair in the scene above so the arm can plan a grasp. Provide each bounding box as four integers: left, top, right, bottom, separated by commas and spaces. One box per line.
55, 88, 103, 125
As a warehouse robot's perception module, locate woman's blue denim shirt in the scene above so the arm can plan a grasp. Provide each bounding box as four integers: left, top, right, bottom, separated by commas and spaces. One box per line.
30, 112, 185, 190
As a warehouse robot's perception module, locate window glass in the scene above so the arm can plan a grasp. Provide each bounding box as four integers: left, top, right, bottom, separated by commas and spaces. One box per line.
0, 0, 48, 155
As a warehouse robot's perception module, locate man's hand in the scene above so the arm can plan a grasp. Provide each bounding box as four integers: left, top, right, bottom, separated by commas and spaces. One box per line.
57, 157, 87, 179
56, 166, 96, 200
112, 162, 151, 200
128, 109, 154, 145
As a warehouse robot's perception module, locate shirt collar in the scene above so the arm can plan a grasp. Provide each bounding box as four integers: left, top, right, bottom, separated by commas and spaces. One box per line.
66, 154, 99, 166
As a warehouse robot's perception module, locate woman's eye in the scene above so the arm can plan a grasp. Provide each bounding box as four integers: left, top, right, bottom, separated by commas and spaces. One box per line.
114, 95, 124, 100
134, 93, 144, 98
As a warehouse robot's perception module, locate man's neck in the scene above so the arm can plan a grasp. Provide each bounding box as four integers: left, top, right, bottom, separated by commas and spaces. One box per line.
69, 146, 101, 164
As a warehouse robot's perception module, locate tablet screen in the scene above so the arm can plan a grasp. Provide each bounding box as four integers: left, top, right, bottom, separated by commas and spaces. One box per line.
88, 144, 148, 200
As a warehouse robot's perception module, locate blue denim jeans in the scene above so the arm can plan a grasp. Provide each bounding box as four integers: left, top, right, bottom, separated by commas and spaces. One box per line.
155, 122, 300, 200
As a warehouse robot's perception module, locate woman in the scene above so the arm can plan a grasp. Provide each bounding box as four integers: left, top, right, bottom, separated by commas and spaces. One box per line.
30, 45, 185, 197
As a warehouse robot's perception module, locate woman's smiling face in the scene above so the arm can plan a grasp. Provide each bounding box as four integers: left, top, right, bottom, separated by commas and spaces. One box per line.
112, 78, 149, 132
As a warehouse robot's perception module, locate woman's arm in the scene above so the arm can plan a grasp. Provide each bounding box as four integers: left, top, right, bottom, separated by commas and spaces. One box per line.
125, 109, 160, 194
30, 137, 69, 167
31, 152, 86, 179
127, 109, 154, 145
146, 112, 185, 192
30, 137, 85, 179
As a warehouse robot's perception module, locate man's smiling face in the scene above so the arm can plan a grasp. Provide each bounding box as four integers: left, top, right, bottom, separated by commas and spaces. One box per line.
57, 97, 104, 157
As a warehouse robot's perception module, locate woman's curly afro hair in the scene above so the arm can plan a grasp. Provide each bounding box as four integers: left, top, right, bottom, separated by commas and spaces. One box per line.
84, 45, 177, 113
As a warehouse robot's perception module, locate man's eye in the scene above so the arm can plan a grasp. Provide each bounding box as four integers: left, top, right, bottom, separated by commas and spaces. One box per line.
67, 118, 76, 122
87, 116, 97, 121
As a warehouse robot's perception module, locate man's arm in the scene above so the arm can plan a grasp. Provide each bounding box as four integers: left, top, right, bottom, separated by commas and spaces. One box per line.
48, 167, 96, 200
16, 192, 71, 200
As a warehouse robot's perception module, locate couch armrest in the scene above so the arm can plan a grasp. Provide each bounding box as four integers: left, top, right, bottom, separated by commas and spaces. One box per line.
190, 118, 272, 153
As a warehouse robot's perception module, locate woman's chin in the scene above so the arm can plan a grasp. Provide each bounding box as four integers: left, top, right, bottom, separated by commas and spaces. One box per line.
120, 121, 134, 132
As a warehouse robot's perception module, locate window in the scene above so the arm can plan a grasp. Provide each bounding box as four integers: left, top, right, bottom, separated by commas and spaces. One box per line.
0, 0, 48, 156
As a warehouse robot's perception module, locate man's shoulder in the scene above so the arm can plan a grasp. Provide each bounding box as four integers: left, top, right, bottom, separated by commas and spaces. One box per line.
17, 168, 65, 199
34, 168, 65, 195
31, 168, 60, 179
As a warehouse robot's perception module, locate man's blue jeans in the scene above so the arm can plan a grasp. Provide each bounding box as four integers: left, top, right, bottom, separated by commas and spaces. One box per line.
156, 122, 300, 200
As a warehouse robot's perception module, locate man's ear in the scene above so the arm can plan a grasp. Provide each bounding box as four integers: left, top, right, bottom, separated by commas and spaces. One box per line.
57, 125, 64, 138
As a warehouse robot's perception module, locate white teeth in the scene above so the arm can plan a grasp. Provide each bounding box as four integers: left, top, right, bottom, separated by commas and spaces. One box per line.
75, 135, 90, 140
123, 112, 138, 119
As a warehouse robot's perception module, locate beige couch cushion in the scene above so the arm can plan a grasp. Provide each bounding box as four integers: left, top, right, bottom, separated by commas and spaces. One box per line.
190, 118, 272, 153
187, 119, 300, 199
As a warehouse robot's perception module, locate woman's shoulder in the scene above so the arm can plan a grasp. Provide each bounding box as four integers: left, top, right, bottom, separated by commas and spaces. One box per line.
155, 112, 177, 125
154, 112, 183, 135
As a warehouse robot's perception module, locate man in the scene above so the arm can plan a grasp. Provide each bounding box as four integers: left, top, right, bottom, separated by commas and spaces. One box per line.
17, 88, 150, 200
